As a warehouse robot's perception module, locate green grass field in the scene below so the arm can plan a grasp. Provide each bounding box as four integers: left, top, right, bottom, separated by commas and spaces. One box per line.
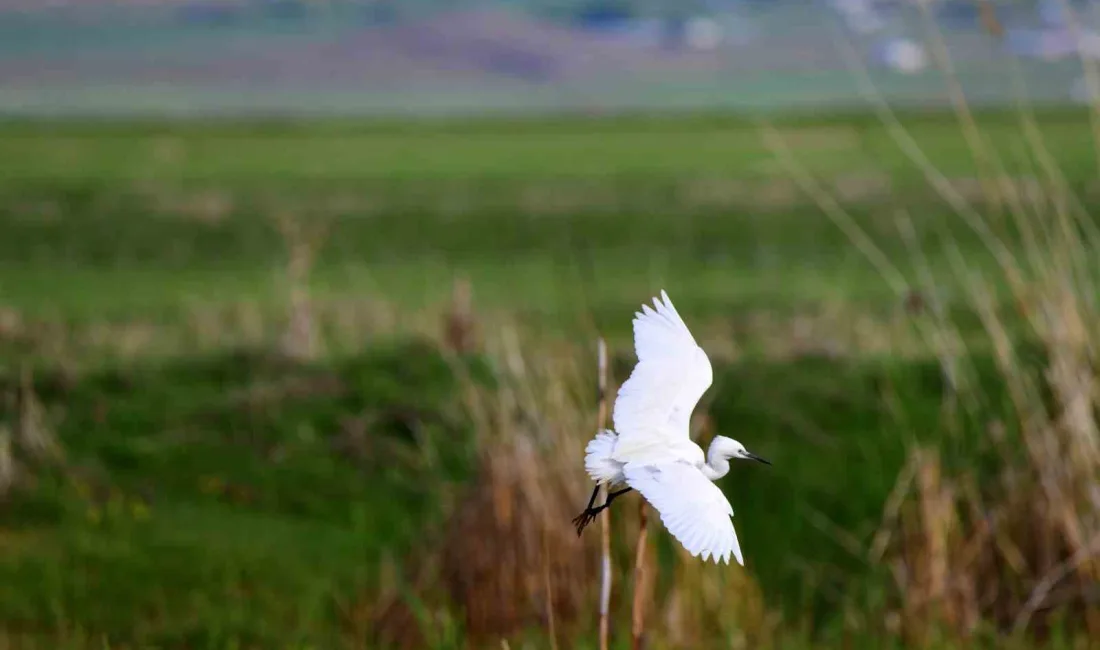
0, 111, 1098, 648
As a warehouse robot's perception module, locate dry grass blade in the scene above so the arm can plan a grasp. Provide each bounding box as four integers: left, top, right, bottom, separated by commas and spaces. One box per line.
870, 451, 920, 563
828, 21, 1021, 284
894, 210, 976, 402
759, 123, 908, 297
915, 0, 1006, 217
1014, 530, 1100, 634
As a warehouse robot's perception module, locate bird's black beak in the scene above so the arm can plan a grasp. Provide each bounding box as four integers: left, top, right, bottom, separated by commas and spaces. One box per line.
747, 453, 771, 466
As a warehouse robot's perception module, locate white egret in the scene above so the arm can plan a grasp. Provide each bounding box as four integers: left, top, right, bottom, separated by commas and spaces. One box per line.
573, 290, 769, 566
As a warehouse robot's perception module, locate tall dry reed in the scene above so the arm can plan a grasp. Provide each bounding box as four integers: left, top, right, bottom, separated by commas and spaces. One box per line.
596, 337, 612, 650
763, 7, 1100, 642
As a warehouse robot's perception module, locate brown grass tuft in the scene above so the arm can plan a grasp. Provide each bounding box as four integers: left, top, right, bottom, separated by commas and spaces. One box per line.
439, 432, 594, 641
874, 177, 1100, 644
660, 544, 778, 648
436, 327, 598, 642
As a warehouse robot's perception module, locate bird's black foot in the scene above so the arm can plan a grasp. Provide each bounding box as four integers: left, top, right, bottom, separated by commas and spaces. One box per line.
572, 508, 599, 536
571, 486, 633, 537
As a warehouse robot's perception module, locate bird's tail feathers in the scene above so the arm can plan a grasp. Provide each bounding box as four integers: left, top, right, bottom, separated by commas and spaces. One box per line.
584, 429, 621, 484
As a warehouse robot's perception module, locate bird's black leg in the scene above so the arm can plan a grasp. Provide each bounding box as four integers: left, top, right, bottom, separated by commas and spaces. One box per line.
583, 484, 600, 511
572, 486, 634, 536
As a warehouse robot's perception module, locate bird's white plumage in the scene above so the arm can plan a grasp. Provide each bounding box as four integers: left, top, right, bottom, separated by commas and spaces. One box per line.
580, 290, 747, 566
584, 430, 622, 484
624, 460, 742, 566
611, 290, 714, 461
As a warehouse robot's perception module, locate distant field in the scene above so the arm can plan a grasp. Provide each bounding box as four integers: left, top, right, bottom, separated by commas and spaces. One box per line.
0, 111, 1097, 648
0, 109, 1094, 327
2, 110, 1098, 182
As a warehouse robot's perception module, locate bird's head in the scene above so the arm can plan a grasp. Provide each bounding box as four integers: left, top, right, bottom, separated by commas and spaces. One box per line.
710, 435, 771, 465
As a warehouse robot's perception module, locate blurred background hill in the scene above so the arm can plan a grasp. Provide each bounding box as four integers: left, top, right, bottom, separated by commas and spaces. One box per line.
2, 0, 1099, 115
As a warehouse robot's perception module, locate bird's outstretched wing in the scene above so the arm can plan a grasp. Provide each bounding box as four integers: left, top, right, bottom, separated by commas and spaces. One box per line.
624, 460, 743, 566
612, 291, 713, 452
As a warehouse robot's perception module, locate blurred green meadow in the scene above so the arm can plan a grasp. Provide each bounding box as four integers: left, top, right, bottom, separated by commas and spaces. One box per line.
0, 111, 1098, 648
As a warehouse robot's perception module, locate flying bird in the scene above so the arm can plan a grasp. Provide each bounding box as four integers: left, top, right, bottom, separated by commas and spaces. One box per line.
573, 290, 769, 566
